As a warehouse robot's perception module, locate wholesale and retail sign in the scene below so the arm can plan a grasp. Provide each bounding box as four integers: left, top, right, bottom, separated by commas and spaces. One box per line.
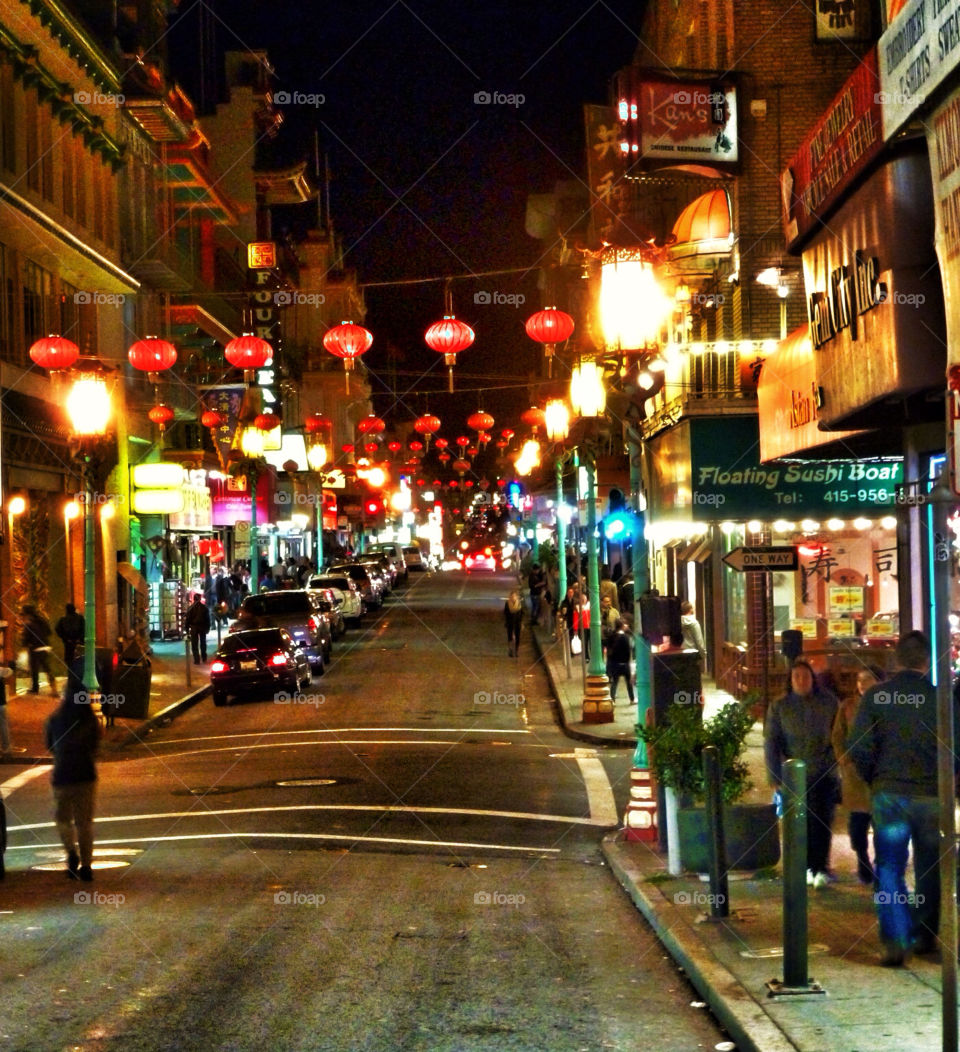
877, 0, 960, 141
688, 417, 903, 518
926, 84, 960, 492
782, 49, 883, 249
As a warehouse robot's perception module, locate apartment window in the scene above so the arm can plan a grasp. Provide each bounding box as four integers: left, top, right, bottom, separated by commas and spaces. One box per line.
0, 64, 15, 173
25, 90, 39, 192
59, 281, 79, 342
22, 258, 52, 350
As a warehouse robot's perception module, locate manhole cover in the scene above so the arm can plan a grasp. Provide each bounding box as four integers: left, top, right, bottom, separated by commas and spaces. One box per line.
275, 778, 339, 787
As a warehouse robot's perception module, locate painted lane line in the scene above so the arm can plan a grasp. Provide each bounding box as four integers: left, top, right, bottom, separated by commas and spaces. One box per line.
6, 832, 561, 855
1, 766, 51, 798
143, 727, 534, 747
136, 739, 553, 760
574, 747, 619, 826
9, 802, 606, 833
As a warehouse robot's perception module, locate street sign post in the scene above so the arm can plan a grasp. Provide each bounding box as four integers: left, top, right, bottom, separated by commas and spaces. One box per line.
722, 546, 799, 572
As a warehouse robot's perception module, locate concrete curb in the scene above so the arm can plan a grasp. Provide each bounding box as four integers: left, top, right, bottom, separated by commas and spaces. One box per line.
601, 831, 796, 1052
111, 684, 211, 750
531, 627, 637, 748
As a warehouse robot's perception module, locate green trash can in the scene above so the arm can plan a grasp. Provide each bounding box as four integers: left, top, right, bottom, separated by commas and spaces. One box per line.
111, 660, 152, 719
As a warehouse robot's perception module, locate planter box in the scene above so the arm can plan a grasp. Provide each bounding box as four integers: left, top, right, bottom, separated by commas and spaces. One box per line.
676, 803, 780, 873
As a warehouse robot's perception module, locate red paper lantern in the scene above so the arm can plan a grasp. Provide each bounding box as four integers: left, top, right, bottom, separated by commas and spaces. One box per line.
387, 440, 402, 454
497, 478, 507, 488
200, 409, 226, 429
224, 334, 272, 370
501, 428, 515, 441
305, 414, 331, 434
448, 479, 459, 489
478, 431, 491, 444
128, 336, 177, 373
466, 446, 478, 457
414, 413, 441, 436
148, 404, 175, 430
433, 479, 442, 487
409, 440, 424, 452
455, 435, 470, 448
357, 415, 385, 435
467, 411, 494, 432
438, 452, 451, 464
254, 412, 280, 432
525, 308, 574, 373
364, 441, 379, 454
452, 458, 471, 473
282, 459, 299, 473
29, 335, 79, 371
521, 406, 546, 430
434, 437, 449, 451
341, 443, 355, 454
416, 478, 425, 486
464, 479, 474, 489
424, 316, 475, 391
197, 539, 211, 555
495, 439, 508, 449
324, 322, 373, 391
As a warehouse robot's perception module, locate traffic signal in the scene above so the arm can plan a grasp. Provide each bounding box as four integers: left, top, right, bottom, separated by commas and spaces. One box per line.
363, 496, 385, 528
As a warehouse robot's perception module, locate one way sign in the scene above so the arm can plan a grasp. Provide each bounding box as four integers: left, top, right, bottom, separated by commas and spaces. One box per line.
722, 546, 799, 572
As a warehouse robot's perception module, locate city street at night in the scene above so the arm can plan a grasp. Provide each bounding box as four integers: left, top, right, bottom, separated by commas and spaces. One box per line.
1, 571, 727, 1051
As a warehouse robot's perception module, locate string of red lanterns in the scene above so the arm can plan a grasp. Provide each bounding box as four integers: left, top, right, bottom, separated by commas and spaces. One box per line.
323, 321, 373, 393
424, 316, 474, 392
525, 307, 574, 377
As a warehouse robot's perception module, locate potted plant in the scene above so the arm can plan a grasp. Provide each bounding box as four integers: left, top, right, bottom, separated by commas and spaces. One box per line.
638, 698, 780, 873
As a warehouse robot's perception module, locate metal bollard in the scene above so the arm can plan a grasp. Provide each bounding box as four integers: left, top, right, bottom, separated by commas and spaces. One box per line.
767, 758, 824, 996
702, 745, 729, 919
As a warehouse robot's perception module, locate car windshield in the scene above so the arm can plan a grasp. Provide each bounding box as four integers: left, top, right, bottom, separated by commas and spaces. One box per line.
312, 577, 350, 591
244, 593, 312, 616
219, 629, 287, 654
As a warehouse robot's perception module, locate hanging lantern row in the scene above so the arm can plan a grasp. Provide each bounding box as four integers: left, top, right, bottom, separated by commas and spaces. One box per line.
357, 415, 385, 435
148, 404, 175, 432
304, 414, 332, 435
254, 411, 280, 433
201, 409, 227, 430
413, 414, 441, 449
323, 321, 373, 393
387, 440, 403, 454
520, 406, 546, 431
128, 335, 178, 374
434, 437, 449, 451
466, 410, 494, 433
225, 333, 272, 371
455, 435, 470, 449
501, 428, 515, 441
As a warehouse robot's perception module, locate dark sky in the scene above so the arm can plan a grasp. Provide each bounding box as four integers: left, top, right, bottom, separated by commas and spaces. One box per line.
215, 2, 643, 439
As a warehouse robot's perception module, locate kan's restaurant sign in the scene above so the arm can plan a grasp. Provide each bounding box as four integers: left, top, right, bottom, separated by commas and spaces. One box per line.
782, 49, 883, 250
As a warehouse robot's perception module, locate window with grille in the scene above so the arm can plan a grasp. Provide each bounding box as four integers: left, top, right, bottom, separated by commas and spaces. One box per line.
22, 258, 53, 352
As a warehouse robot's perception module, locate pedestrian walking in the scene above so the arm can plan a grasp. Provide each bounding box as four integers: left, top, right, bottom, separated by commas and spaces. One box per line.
184, 594, 211, 665
600, 566, 619, 611
55, 603, 85, 673
527, 564, 546, 626
557, 585, 576, 644
832, 664, 882, 885
45, 676, 100, 881
573, 593, 591, 660
504, 590, 523, 657
849, 632, 956, 965
606, 620, 634, 704
20, 605, 57, 696
599, 594, 619, 655
764, 659, 840, 889
680, 601, 706, 669
0, 663, 13, 752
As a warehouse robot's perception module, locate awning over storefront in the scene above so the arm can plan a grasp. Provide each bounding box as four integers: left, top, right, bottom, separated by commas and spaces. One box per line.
757, 324, 864, 462
666, 189, 733, 267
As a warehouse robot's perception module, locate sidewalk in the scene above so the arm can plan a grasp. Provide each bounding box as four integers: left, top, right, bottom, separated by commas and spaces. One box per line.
532, 623, 952, 1052
1, 636, 211, 765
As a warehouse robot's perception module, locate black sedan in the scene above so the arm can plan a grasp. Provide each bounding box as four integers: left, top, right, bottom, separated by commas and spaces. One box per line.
209, 627, 311, 706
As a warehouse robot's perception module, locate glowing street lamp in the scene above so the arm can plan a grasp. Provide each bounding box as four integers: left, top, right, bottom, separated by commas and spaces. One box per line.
65, 364, 113, 693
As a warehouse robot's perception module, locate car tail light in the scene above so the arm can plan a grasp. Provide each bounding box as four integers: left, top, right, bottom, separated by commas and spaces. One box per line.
308, 615, 320, 632
269, 653, 288, 667
210, 659, 228, 673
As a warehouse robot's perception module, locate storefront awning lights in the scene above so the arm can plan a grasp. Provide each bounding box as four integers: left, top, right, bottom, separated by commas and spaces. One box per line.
827, 518, 845, 530
773, 520, 795, 532
747, 520, 763, 533
881, 516, 897, 529
800, 520, 820, 532
853, 517, 872, 530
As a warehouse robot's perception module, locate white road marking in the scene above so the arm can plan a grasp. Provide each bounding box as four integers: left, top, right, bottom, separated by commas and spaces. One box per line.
574, 747, 619, 826
9, 802, 607, 832
136, 739, 552, 760
6, 832, 560, 855
143, 727, 533, 747
0, 766, 51, 798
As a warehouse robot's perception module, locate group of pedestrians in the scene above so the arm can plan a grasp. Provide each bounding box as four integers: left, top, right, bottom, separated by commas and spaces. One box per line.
764, 631, 952, 967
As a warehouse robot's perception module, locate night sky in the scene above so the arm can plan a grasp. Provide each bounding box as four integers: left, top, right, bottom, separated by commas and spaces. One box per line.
215, 2, 643, 439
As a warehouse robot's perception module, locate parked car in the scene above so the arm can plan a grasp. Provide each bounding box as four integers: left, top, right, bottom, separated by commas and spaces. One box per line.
232, 589, 331, 672
308, 575, 364, 626
312, 587, 346, 639
360, 553, 397, 589
402, 545, 425, 571
356, 557, 391, 596
329, 563, 382, 610
366, 542, 408, 582
209, 627, 311, 707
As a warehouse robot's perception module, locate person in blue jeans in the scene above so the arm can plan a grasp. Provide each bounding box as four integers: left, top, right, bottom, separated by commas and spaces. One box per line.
849, 631, 954, 966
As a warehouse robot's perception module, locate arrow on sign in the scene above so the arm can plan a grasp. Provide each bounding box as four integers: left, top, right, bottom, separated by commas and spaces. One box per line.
722, 546, 799, 572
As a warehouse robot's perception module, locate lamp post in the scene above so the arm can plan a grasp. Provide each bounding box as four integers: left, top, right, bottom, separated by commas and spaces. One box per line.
569, 361, 614, 724
65, 365, 113, 693
64, 501, 80, 607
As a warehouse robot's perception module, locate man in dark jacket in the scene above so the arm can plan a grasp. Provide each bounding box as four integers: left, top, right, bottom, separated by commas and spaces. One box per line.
849, 631, 949, 965
45, 677, 100, 881
21, 605, 56, 696
55, 603, 85, 673
605, 620, 634, 704
184, 594, 211, 665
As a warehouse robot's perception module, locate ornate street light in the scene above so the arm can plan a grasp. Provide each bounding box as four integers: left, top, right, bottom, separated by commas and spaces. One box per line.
65, 363, 114, 694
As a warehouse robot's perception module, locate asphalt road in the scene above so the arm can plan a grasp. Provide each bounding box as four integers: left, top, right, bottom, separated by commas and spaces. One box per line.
1, 570, 728, 1051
